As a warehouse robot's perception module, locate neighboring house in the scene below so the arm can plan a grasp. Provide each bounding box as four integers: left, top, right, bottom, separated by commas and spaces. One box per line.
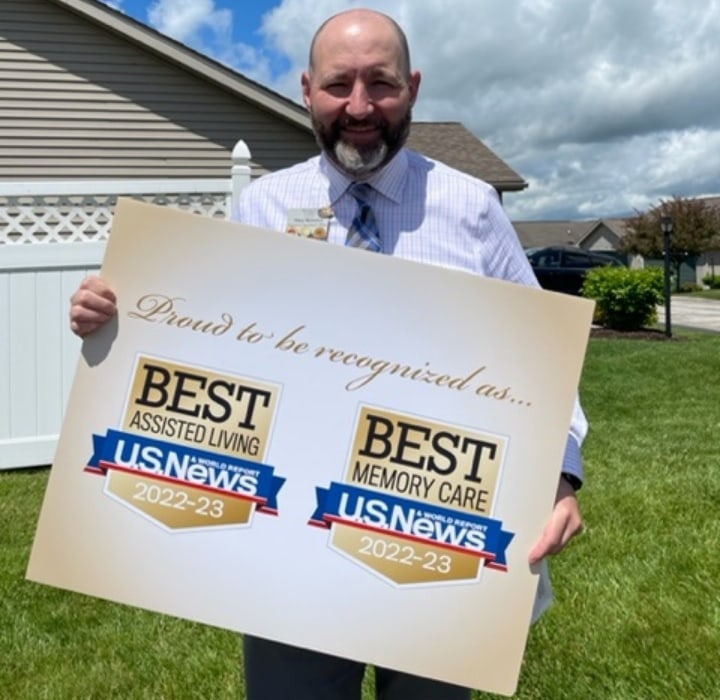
513, 219, 631, 261
695, 196, 720, 283
0, 0, 525, 194
514, 207, 720, 286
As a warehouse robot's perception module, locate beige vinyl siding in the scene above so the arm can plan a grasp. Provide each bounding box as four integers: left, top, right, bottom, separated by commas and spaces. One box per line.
0, 0, 318, 180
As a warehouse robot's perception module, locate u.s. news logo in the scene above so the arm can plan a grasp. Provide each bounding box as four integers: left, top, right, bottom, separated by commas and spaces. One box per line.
86, 355, 285, 532
309, 405, 514, 586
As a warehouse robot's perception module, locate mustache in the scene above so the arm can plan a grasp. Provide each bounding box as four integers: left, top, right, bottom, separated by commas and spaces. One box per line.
338, 116, 386, 130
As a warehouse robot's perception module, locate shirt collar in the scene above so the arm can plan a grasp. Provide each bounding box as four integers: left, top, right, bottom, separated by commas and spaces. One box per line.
320, 149, 408, 206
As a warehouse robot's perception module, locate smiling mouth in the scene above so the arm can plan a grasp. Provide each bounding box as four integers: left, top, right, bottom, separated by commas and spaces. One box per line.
341, 117, 383, 131
342, 125, 381, 141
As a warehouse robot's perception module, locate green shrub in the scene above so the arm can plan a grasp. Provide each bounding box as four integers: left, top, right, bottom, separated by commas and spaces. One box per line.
701, 274, 720, 289
679, 282, 703, 293
581, 266, 664, 331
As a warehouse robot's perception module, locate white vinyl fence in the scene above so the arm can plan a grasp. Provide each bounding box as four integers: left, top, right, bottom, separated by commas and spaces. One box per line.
0, 141, 252, 470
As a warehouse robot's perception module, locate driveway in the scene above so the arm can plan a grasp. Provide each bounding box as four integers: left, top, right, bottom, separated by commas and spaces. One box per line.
657, 296, 720, 333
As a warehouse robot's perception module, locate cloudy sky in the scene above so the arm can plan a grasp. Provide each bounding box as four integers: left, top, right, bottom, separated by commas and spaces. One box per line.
101, 0, 720, 221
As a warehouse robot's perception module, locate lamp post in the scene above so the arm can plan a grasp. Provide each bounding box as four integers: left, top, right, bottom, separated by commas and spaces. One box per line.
660, 215, 673, 338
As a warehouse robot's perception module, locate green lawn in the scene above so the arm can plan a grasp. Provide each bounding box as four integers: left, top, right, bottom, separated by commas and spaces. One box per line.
2, 333, 718, 699
495, 331, 719, 700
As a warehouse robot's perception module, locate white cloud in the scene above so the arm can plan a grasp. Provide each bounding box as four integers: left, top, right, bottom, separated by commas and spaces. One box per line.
144, 0, 276, 84
147, 0, 229, 44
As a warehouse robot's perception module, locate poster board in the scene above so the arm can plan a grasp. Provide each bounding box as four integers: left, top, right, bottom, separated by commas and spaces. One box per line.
28, 199, 593, 696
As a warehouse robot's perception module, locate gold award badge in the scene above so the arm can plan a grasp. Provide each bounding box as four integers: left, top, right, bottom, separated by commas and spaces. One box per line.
309, 405, 514, 585
86, 355, 285, 531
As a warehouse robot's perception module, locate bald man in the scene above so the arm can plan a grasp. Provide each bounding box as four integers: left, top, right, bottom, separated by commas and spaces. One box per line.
71, 9, 586, 699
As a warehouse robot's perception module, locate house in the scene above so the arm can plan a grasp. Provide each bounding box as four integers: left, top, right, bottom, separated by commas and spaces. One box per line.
0, 0, 526, 194
514, 206, 720, 286
695, 196, 720, 284
513, 219, 631, 262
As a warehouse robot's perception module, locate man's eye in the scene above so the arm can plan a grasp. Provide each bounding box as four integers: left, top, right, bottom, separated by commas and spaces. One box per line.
325, 82, 350, 92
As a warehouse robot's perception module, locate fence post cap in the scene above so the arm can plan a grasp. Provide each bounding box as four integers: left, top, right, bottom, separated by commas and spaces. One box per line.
231, 140, 251, 162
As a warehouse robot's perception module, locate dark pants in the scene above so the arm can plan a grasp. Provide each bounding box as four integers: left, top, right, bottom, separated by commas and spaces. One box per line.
243, 636, 471, 700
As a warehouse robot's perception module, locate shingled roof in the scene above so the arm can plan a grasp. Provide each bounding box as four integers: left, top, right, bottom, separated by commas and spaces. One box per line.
513, 219, 631, 249
513, 221, 596, 248
406, 122, 527, 192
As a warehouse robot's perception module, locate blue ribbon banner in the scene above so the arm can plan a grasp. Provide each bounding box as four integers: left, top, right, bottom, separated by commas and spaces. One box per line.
309, 482, 514, 569
87, 429, 284, 514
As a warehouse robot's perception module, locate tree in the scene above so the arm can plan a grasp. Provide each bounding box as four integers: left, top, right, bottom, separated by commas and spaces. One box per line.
619, 196, 720, 291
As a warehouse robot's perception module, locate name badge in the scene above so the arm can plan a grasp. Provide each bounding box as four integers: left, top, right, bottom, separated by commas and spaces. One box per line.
286, 208, 333, 241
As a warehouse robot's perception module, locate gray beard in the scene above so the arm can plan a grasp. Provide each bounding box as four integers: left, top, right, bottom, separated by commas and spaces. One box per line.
333, 139, 388, 177
312, 110, 412, 177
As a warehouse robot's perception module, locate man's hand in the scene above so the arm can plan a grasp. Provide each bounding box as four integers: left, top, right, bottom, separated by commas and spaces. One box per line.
69, 275, 117, 337
528, 477, 583, 565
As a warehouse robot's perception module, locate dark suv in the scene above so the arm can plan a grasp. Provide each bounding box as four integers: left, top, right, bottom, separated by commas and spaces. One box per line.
526, 246, 623, 295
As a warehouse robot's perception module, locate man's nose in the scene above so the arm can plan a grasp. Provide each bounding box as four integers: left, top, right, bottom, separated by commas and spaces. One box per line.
345, 81, 374, 119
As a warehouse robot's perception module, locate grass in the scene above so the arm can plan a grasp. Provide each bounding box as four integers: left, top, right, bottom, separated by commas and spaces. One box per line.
2, 332, 719, 699
490, 330, 720, 700
0, 468, 244, 699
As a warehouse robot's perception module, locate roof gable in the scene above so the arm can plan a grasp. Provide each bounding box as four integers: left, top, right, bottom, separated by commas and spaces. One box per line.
47, 0, 311, 130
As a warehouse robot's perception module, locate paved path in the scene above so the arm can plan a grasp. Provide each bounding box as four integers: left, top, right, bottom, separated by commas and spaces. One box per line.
657, 296, 720, 333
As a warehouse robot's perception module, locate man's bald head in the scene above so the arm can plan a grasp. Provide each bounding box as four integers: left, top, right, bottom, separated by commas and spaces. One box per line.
308, 9, 412, 79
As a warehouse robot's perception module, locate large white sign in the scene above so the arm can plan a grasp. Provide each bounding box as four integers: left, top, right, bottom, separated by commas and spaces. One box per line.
28, 199, 593, 696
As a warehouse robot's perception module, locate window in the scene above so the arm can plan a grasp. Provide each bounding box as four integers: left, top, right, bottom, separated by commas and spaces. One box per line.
530, 250, 560, 267
563, 251, 593, 268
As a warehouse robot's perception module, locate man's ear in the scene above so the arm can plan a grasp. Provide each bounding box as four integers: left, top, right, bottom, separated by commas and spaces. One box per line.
408, 70, 421, 107
301, 72, 312, 110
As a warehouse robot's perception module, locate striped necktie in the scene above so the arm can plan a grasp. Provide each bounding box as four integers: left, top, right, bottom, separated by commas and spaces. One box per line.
346, 183, 381, 252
